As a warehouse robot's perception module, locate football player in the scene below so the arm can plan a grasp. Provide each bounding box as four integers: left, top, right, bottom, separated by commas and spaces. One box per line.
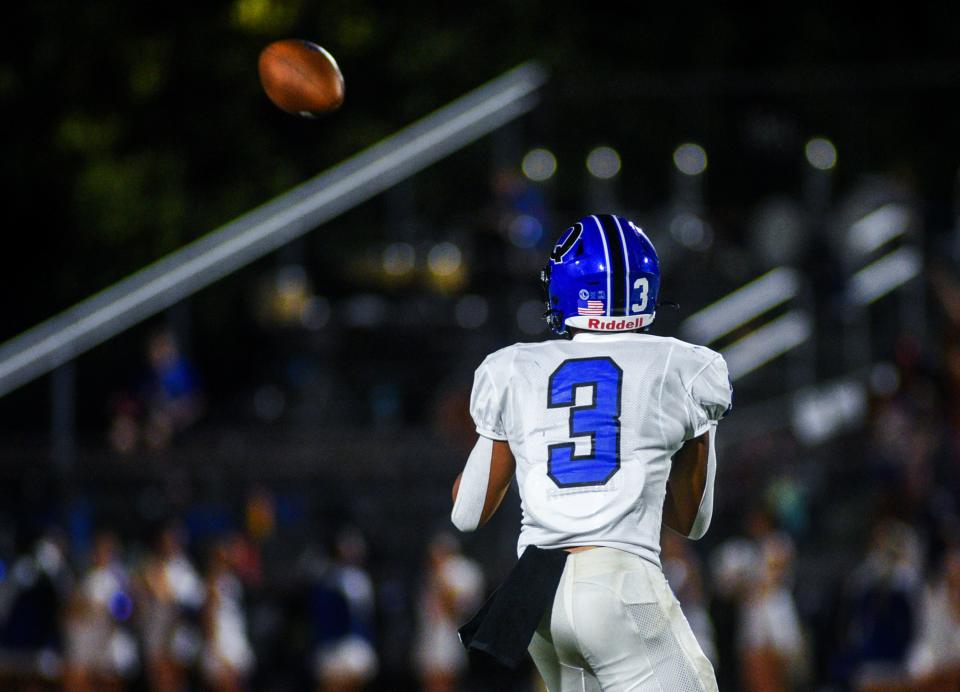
451, 214, 731, 691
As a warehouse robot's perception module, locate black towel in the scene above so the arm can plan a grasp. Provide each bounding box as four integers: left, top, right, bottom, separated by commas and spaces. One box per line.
458, 546, 568, 669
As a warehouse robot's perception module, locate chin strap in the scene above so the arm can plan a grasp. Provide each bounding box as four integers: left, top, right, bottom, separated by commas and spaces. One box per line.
540, 266, 568, 337
542, 306, 569, 337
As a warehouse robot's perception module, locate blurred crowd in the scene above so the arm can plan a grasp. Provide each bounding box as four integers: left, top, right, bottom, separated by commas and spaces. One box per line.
0, 517, 494, 692
667, 509, 960, 692
0, 524, 255, 692
3, 472, 958, 692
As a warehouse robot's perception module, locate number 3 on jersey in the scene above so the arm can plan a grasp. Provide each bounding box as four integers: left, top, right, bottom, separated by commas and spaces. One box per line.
547, 357, 623, 487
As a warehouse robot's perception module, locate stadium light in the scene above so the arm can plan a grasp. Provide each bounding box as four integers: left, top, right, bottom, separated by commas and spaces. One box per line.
382, 242, 416, 276
673, 143, 708, 176
847, 203, 912, 257
522, 148, 557, 182
427, 242, 462, 277
670, 212, 713, 251
792, 378, 866, 446
508, 215, 543, 248
804, 137, 837, 171
680, 267, 800, 345
848, 246, 922, 306
723, 310, 813, 381
586, 146, 621, 179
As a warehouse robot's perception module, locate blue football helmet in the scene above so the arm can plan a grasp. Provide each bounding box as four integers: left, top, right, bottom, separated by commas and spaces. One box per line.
541, 214, 661, 337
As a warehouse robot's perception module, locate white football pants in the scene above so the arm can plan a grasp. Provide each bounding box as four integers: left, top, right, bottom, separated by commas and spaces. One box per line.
528, 547, 718, 692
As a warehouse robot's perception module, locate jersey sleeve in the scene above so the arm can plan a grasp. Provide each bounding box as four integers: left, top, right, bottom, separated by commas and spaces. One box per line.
685, 354, 733, 439
469, 356, 508, 441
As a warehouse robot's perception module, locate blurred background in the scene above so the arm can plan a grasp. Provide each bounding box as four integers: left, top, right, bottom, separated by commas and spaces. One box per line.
2, 3, 960, 691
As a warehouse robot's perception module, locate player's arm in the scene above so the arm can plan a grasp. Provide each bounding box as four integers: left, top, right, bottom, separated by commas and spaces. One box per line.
450, 437, 516, 532
663, 425, 718, 540
665, 351, 731, 540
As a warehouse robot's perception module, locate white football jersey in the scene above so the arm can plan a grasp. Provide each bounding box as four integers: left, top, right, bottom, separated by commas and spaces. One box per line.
469, 332, 732, 566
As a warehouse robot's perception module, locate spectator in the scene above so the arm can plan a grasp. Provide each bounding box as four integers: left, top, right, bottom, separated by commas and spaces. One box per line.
107, 329, 204, 455
413, 532, 483, 692
837, 519, 920, 689
661, 529, 717, 665
136, 524, 204, 692
201, 539, 254, 692
142, 328, 203, 450
0, 530, 71, 688
309, 528, 378, 692
63, 531, 137, 691
106, 393, 141, 456
739, 534, 808, 692
907, 547, 960, 688
710, 505, 777, 690
224, 531, 262, 592
710, 536, 759, 691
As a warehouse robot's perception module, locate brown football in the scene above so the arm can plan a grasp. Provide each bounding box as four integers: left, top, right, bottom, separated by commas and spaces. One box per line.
258, 39, 344, 117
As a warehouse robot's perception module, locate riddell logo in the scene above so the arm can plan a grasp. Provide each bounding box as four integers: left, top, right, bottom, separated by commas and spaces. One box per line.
588, 317, 642, 330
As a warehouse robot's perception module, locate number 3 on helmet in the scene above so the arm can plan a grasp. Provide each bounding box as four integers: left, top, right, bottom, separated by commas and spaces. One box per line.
541, 214, 661, 338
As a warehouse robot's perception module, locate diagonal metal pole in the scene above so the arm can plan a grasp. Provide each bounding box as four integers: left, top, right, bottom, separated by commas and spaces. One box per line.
0, 62, 548, 398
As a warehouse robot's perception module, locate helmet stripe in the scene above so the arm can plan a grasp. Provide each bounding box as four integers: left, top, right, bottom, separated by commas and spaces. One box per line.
591, 215, 612, 316
612, 215, 631, 315
598, 215, 626, 316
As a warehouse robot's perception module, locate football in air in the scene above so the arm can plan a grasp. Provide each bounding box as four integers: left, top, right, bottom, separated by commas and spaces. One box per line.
258, 39, 345, 117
